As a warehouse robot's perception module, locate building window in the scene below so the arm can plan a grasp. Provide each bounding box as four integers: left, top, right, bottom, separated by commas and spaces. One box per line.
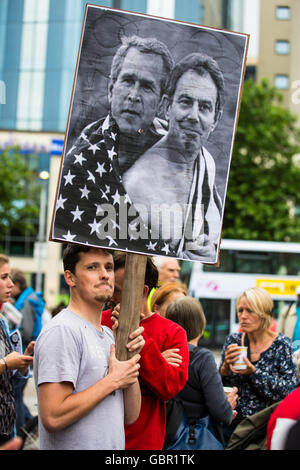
16, 0, 50, 131
276, 6, 291, 20
275, 40, 290, 55
274, 74, 289, 90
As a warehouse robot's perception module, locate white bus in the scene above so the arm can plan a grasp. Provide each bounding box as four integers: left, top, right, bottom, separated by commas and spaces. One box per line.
180, 239, 300, 349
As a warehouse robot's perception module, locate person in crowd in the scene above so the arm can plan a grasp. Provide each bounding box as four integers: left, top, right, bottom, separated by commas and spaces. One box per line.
148, 257, 182, 310
267, 347, 300, 450
0, 254, 34, 445
34, 245, 145, 450
123, 52, 225, 260
151, 280, 188, 317
10, 269, 45, 350
278, 285, 300, 343
53, 35, 174, 255
150, 281, 188, 368
102, 253, 189, 450
154, 257, 181, 284
10, 268, 45, 436
164, 296, 237, 448
220, 287, 298, 443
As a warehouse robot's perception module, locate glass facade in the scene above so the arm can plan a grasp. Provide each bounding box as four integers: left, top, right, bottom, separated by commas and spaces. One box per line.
0, 0, 222, 133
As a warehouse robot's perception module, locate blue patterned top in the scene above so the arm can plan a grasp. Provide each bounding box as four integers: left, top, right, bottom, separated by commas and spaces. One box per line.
220, 332, 298, 419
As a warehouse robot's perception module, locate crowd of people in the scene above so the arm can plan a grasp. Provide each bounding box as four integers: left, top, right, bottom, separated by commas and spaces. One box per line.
0, 249, 300, 451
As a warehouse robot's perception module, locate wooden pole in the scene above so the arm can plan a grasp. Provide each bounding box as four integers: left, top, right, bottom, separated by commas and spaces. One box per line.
115, 253, 147, 361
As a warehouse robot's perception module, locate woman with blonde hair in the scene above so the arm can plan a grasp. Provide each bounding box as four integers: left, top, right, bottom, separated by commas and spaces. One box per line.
220, 287, 297, 442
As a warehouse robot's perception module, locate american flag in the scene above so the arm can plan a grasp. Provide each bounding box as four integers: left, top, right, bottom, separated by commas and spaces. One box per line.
51, 114, 178, 257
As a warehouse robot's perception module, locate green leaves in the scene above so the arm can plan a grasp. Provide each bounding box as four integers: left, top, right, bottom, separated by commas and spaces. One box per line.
0, 147, 40, 240
223, 79, 300, 242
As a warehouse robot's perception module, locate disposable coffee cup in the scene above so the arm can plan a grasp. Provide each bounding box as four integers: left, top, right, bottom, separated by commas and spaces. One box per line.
233, 346, 247, 370
223, 387, 234, 396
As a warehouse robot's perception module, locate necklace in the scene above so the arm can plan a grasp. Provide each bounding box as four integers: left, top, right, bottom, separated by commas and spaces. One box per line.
250, 340, 271, 354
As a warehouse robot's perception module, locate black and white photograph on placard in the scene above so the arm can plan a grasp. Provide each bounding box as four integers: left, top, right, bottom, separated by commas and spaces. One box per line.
50, 4, 249, 264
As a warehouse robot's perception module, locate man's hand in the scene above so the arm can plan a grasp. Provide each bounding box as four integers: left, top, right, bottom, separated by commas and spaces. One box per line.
107, 344, 141, 389
162, 348, 182, 367
183, 235, 216, 260
111, 304, 145, 353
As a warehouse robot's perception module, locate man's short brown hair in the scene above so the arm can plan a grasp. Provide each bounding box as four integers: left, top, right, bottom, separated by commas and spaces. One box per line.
113, 253, 158, 292
63, 244, 113, 273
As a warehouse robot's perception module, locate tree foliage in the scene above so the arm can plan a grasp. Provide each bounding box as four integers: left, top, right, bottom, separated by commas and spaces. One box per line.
0, 147, 40, 240
222, 78, 300, 241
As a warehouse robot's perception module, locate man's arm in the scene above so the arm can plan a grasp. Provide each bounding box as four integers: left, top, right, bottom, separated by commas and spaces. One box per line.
39, 344, 141, 433
123, 381, 141, 425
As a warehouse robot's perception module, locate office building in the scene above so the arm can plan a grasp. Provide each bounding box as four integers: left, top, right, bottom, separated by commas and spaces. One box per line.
257, 0, 300, 118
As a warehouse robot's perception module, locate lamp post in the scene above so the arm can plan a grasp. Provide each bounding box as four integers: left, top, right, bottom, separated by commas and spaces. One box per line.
36, 170, 49, 293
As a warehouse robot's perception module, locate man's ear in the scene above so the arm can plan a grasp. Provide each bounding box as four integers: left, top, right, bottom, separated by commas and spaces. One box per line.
108, 80, 114, 105
160, 94, 170, 121
64, 270, 76, 288
143, 285, 149, 298
210, 109, 223, 134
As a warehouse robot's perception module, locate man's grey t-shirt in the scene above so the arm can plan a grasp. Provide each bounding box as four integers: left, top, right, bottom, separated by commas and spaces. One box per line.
34, 309, 125, 450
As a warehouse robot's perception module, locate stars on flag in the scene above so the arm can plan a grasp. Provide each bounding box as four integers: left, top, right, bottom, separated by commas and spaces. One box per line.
54, 115, 182, 259
87, 170, 96, 184
62, 230, 76, 242
80, 131, 89, 142
71, 205, 84, 222
79, 185, 90, 199
88, 218, 102, 235
63, 170, 76, 186
107, 146, 117, 161
88, 143, 100, 155
56, 194, 67, 210
100, 189, 109, 201
95, 162, 106, 177
74, 152, 86, 165
146, 241, 157, 251
161, 243, 170, 255
111, 189, 120, 205
106, 235, 117, 247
